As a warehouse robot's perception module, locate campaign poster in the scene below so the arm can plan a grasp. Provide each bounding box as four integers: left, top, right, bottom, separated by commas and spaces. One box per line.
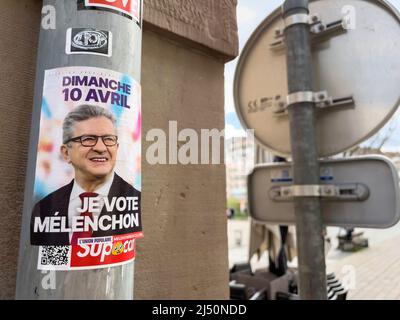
31, 66, 143, 270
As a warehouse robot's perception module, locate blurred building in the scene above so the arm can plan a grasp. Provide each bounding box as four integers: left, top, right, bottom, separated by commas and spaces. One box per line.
225, 135, 273, 211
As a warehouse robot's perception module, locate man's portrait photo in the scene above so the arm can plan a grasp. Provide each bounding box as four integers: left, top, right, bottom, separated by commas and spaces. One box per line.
30, 105, 142, 246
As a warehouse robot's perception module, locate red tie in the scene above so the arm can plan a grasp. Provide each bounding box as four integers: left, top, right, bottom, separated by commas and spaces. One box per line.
71, 192, 98, 245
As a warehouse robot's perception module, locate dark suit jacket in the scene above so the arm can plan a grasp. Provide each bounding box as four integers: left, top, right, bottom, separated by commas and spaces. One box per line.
30, 173, 142, 246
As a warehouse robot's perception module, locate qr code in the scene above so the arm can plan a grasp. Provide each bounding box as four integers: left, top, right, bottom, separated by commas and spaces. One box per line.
40, 246, 70, 266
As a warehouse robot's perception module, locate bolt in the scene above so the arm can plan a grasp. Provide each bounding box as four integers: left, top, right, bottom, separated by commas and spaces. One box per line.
318, 93, 326, 101
319, 24, 325, 32
275, 29, 281, 36
312, 15, 319, 23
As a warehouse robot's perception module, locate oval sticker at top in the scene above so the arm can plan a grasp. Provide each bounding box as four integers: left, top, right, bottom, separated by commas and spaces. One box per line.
66, 28, 112, 57
72, 30, 108, 50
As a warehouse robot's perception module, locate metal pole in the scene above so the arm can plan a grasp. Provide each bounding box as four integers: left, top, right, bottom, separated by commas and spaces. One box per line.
16, 0, 142, 299
282, 0, 327, 300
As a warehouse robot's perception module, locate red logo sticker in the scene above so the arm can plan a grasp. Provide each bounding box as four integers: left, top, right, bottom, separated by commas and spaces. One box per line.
70, 232, 144, 269
85, 0, 141, 23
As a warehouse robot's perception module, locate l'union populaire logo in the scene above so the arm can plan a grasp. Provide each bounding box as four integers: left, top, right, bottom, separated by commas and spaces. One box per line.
66, 28, 112, 57
84, 0, 141, 23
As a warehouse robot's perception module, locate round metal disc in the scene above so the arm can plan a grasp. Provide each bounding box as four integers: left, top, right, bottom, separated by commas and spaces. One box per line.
234, 0, 400, 157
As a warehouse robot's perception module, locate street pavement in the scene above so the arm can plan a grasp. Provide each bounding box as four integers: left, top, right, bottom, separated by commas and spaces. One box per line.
228, 219, 400, 300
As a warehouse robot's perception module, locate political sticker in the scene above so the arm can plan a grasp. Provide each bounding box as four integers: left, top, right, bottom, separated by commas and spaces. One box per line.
66, 28, 112, 57
80, 0, 142, 24
38, 232, 144, 270
31, 66, 143, 270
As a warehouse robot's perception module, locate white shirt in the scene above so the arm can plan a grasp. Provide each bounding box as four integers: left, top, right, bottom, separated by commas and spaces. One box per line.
68, 172, 115, 242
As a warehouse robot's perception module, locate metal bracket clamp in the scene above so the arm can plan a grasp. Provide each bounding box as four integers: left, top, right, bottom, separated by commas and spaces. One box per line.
272, 91, 355, 115
271, 14, 347, 51
270, 183, 370, 201
284, 13, 312, 29
287, 91, 314, 106
282, 185, 334, 197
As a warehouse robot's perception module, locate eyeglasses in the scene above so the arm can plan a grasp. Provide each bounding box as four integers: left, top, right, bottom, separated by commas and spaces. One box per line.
64, 135, 118, 147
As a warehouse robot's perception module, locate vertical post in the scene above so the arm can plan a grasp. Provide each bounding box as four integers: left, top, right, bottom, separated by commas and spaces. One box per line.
16, 0, 143, 299
282, 0, 327, 300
